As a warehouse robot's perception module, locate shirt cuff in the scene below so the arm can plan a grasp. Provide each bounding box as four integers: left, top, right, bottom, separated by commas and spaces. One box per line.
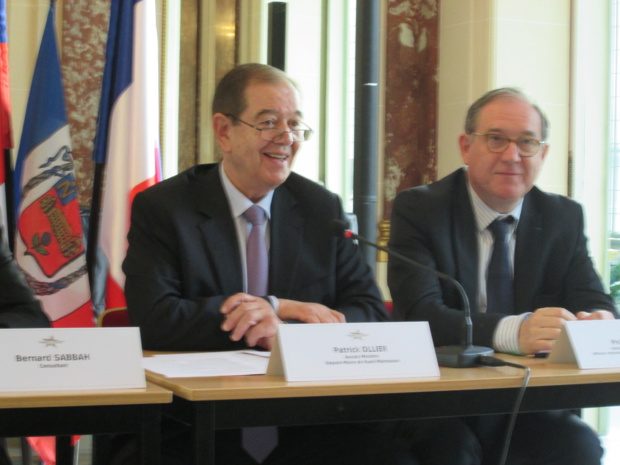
266, 295, 279, 314
492, 313, 532, 355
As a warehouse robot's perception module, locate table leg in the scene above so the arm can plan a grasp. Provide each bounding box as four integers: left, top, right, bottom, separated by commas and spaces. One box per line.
193, 402, 216, 465
141, 405, 162, 465
56, 436, 73, 465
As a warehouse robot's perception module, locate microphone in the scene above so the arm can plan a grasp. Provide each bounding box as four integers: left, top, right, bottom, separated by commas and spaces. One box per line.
330, 219, 494, 368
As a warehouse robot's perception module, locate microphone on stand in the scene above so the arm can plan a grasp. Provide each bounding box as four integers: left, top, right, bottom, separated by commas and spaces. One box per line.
330, 219, 494, 368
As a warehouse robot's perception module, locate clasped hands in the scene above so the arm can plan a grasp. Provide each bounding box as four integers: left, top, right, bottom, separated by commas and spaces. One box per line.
220, 293, 345, 350
519, 307, 615, 355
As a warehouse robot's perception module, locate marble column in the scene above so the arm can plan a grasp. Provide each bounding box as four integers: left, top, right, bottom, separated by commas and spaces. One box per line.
384, 0, 439, 217
379, 0, 440, 258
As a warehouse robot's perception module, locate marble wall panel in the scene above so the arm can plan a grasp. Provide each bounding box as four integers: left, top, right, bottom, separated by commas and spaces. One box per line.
61, 0, 109, 208
383, 0, 439, 220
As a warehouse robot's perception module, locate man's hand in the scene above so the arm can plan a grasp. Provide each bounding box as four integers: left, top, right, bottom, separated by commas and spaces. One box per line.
278, 299, 346, 323
220, 293, 280, 349
518, 307, 576, 355
576, 310, 616, 321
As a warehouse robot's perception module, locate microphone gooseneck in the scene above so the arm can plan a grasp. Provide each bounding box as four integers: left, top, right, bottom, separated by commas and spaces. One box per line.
331, 219, 493, 367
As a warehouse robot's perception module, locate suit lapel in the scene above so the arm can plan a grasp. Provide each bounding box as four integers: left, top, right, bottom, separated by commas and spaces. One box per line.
514, 190, 543, 313
269, 185, 304, 296
193, 167, 244, 294
451, 172, 480, 310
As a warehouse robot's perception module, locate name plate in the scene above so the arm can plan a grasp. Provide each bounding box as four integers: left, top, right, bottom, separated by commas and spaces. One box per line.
548, 320, 620, 369
267, 322, 439, 382
0, 328, 146, 391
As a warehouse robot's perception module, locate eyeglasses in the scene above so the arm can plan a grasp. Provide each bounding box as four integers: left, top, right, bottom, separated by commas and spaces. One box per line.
470, 132, 545, 157
226, 114, 313, 142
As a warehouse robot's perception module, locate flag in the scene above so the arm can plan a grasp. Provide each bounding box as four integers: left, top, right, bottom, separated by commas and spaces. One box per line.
0, 0, 12, 246
0, 0, 10, 149
13, 1, 93, 328
14, 3, 92, 462
92, 0, 161, 311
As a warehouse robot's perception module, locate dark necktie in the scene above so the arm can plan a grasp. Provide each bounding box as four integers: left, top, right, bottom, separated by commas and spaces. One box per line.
243, 205, 268, 296
486, 217, 514, 314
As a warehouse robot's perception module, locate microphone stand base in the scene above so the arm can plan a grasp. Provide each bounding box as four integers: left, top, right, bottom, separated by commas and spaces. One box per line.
435, 345, 494, 368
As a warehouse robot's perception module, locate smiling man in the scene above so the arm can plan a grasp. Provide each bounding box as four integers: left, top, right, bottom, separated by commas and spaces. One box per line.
124, 63, 387, 352
387, 88, 618, 465
122, 63, 414, 465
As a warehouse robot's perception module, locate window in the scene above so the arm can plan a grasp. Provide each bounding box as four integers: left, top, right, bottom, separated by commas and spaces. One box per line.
262, 0, 357, 210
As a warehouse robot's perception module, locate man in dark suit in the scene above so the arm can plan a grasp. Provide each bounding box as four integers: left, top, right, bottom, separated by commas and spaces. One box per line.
1, 228, 50, 465
122, 63, 414, 465
1, 228, 50, 329
388, 88, 618, 465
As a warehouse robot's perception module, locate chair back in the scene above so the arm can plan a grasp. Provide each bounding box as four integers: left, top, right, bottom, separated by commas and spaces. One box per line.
97, 307, 131, 327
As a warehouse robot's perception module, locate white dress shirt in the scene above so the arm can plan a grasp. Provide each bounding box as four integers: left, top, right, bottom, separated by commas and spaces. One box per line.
219, 163, 279, 312
466, 182, 531, 354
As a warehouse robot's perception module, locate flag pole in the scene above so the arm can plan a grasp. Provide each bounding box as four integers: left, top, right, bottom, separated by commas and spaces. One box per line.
86, 162, 104, 294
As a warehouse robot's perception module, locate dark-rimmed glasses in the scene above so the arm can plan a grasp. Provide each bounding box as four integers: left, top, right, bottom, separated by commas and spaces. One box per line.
470, 132, 545, 157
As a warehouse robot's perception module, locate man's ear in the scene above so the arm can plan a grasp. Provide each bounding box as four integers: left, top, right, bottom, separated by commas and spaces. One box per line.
213, 113, 233, 153
459, 133, 472, 165
540, 142, 550, 162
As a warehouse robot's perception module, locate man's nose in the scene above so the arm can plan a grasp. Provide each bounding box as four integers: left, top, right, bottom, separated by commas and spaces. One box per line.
501, 140, 521, 161
273, 130, 295, 145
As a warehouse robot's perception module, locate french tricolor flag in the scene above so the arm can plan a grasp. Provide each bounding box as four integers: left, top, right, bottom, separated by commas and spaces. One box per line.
92, 0, 162, 312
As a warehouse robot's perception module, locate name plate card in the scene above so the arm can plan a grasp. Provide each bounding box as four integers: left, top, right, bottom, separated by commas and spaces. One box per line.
0, 328, 146, 391
267, 322, 439, 382
548, 320, 620, 369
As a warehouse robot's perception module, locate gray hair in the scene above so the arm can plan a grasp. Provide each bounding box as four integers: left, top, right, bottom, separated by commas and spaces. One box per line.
464, 87, 549, 141
212, 63, 299, 118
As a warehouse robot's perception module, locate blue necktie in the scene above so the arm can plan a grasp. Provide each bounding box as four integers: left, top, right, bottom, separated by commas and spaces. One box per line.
486, 217, 514, 314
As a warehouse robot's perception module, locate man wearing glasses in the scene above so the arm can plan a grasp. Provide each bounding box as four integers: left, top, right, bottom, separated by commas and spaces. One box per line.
122, 63, 413, 465
387, 88, 618, 465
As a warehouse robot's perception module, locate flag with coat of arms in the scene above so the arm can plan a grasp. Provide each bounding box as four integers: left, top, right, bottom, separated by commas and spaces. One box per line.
13, 1, 93, 328
14, 2, 92, 461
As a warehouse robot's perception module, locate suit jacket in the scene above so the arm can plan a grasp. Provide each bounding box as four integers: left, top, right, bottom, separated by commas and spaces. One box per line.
388, 168, 618, 348
0, 227, 50, 328
123, 163, 386, 350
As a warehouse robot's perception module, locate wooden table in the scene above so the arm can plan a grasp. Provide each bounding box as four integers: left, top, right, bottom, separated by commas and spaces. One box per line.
146, 354, 620, 464
0, 382, 172, 465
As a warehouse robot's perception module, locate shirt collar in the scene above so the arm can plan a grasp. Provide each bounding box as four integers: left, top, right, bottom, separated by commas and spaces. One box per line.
465, 178, 522, 232
219, 162, 273, 219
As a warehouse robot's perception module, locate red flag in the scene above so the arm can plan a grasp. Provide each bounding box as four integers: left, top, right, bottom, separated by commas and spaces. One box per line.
0, 0, 11, 150
0, 0, 12, 246
26, 437, 80, 465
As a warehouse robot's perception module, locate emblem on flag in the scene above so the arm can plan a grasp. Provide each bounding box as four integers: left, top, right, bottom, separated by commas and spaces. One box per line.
18, 172, 83, 277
